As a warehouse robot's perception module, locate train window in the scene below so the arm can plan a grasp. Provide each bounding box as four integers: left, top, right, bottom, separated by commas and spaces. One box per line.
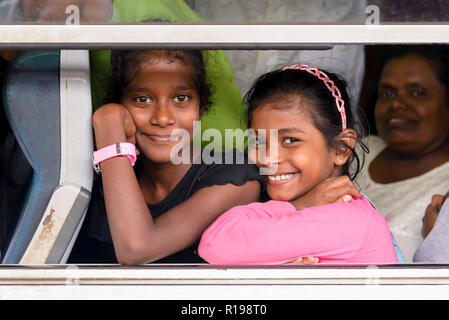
1, 0, 449, 299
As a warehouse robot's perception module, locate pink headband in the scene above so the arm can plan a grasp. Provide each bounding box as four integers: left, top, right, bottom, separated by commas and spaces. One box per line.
281, 64, 347, 130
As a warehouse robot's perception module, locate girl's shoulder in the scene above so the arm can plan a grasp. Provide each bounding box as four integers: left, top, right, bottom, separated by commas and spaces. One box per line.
273, 197, 384, 230
241, 197, 379, 220
303, 196, 377, 216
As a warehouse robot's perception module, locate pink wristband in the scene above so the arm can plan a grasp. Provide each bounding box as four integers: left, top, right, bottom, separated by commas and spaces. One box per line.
93, 142, 137, 174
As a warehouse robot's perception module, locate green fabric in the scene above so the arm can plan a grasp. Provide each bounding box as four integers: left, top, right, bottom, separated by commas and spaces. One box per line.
89, 0, 247, 150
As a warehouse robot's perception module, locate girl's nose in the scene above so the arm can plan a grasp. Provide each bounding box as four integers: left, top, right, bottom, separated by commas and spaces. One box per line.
256, 145, 281, 174
150, 102, 175, 127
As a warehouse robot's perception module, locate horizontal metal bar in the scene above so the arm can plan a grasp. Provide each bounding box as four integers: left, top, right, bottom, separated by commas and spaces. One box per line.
1, 264, 449, 299
0, 43, 333, 50
0, 24, 449, 49
1, 264, 449, 285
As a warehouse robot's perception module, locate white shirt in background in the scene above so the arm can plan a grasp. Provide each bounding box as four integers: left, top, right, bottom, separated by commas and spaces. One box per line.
355, 135, 449, 262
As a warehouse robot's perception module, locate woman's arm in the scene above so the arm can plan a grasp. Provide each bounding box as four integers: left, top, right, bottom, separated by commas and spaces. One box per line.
93, 104, 261, 265
421, 192, 449, 238
198, 200, 366, 265
414, 192, 449, 262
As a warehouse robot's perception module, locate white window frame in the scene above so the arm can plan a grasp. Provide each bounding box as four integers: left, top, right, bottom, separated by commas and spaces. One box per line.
1, 264, 449, 299
1, 24, 449, 49
1, 23, 449, 299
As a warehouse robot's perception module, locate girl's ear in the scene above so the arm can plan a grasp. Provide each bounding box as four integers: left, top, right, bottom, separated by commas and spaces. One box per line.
332, 128, 357, 167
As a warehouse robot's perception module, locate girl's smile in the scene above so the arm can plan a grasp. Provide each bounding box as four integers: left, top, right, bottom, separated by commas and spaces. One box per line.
267, 173, 299, 184
146, 134, 177, 144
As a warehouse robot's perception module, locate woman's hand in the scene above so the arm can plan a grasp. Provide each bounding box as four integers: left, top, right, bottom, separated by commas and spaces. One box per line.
289, 176, 362, 211
422, 191, 449, 238
92, 103, 137, 151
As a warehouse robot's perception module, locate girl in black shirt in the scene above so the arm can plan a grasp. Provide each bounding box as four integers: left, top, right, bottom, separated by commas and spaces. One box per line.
69, 49, 264, 264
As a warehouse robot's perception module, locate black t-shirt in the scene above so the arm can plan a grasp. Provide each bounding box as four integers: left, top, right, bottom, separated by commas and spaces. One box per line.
68, 150, 266, 264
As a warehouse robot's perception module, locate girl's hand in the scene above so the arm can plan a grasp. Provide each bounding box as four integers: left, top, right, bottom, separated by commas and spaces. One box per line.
287, 256, 319, 265
92, 103, 137, 151
289, 176, 362, 211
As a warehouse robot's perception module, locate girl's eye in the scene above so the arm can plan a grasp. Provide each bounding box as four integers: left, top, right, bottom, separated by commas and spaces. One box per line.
173, 94, 190, 103
134, 96, 152, 104
283, 137, 299, 145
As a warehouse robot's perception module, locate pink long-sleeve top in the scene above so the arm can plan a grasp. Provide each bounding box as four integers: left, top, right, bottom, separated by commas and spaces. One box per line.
198, 197, 398, 265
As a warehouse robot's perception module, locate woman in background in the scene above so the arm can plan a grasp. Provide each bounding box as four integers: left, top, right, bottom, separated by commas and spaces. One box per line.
356, 45, 449, 262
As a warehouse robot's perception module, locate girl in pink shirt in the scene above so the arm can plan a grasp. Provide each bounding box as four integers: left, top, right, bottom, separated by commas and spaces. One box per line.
199, 65, 399, 265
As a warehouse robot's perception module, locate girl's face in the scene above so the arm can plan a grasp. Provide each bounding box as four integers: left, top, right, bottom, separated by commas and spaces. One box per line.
120, 56, 201, 164
375, 54, 449, 155
249, 96, 341, 201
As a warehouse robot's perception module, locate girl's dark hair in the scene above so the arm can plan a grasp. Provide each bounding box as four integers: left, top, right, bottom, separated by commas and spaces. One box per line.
107, 49, 212, 114
244, 67, 368, 180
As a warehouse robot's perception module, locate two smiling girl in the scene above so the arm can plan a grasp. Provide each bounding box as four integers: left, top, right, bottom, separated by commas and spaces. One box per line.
70, 48, 398, 265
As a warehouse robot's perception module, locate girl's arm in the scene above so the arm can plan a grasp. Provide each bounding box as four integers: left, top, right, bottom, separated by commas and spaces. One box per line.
289, 176, 362, 210
198, 200, 367, 265
93, 104, 261, 265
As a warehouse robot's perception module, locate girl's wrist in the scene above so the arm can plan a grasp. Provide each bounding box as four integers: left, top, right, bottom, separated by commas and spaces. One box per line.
93, 117, 128, 149
93, 106, 128, 149
94, 131, 128, 150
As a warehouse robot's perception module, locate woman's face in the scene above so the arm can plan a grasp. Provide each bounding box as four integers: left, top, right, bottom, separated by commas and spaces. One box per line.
375, 54, 449, 155
120, 56, 201, 164
249, 96, 340, 201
